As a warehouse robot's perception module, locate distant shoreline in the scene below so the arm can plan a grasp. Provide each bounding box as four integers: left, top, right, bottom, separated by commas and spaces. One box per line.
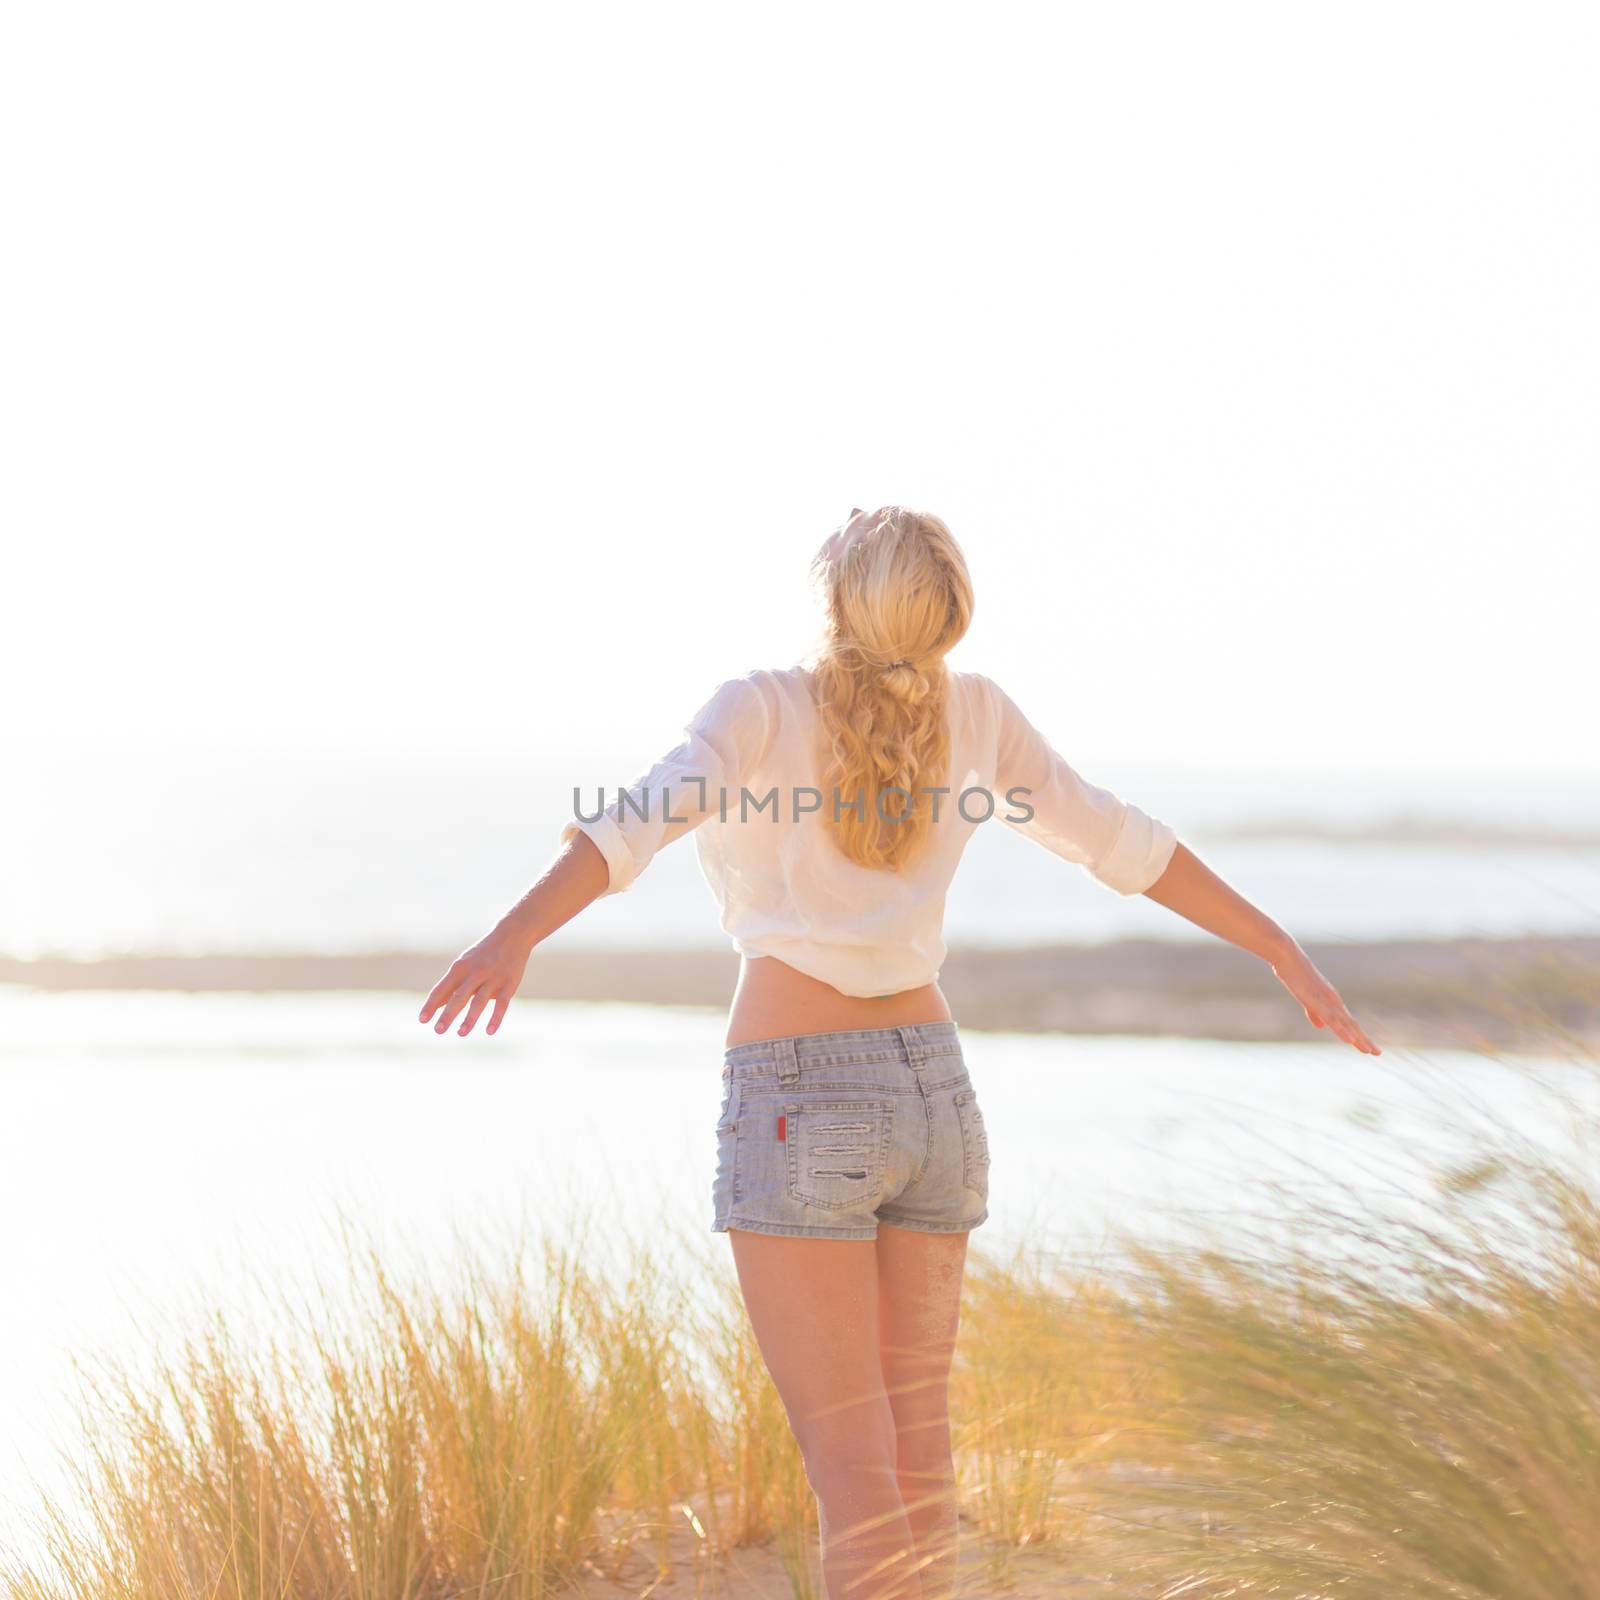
4, 935, 1596, 1054
1205, 817, 1600, 849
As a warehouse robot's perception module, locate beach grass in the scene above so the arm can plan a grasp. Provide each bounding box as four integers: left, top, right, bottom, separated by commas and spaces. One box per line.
3, 1022, 1597, 1599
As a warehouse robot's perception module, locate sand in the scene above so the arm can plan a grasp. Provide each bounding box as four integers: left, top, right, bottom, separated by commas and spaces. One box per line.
555, 1485, 1149, 1598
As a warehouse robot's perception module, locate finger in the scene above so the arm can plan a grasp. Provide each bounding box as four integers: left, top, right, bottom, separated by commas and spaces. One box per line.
1340, 1017, 1378, 1055
433, 981, 483, 1035
1328, 1002, 1376, 1054
420, 960, 468, 1022
420, 982, 459, 1025
457, 989, 494, 1037
1348, 1017, 1380, 1054
486, 994, 511, 1035
1319, 988, 1356, 1036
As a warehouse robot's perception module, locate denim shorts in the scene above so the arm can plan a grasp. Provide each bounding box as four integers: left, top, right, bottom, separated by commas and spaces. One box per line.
710, 1019, 991, 1240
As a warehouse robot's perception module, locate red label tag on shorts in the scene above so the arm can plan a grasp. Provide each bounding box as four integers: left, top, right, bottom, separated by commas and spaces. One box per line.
777, 1114, 786, 1142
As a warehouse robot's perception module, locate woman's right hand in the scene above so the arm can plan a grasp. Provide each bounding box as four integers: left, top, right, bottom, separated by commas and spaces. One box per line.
1270, 941, 1382, 1055
419, 928, 533, 1038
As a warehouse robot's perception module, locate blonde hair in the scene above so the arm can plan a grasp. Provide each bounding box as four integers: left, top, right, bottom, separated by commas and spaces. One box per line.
804, 506, 974, 871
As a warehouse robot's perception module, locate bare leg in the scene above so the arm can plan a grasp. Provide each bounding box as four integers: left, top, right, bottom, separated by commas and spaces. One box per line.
876, 1223, 969, 1600
728, 1229, 925, 1599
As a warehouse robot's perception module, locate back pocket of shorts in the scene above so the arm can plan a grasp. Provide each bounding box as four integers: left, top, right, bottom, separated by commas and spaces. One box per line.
784, 1098, 892, 1211
953, 1088, 991, 1196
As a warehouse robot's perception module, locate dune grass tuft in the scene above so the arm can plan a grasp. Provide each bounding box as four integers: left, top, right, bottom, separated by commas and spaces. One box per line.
3, 1024, 1597, 1599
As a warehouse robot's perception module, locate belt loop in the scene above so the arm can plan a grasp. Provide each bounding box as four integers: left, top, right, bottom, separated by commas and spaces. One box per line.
896, 1025, 925, 1071
774, 1035, 801, 1085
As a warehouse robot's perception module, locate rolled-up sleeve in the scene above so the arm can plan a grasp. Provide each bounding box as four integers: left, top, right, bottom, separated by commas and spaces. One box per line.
560, 674, 771, 896
986, 675, 1178, 896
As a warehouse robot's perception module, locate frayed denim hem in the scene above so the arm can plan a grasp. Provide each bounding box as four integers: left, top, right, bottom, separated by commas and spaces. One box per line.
711, 1214, 878, 1240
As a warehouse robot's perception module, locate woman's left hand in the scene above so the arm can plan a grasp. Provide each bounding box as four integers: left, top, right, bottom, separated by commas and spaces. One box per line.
418, 929, 532, 1037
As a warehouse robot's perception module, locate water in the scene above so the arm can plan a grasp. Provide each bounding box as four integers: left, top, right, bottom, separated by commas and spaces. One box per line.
2, 989, 1594, 1565
2, 748, 1597, 1565
3, 749, 1599, 958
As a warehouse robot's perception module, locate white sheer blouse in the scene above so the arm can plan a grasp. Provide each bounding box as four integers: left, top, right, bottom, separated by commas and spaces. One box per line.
561, 664, 1179, 998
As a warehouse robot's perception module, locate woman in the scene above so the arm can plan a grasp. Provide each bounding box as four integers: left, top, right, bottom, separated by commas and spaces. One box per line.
419, 505, 1379, 1600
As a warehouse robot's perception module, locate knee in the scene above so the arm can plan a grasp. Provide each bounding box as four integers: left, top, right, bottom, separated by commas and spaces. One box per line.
893, 1450, 955, 1516
883, 1374, 953, 1455
796, 1410, 901, 1491
894, 1423, 954, 1474
881, 1354, 952, 1423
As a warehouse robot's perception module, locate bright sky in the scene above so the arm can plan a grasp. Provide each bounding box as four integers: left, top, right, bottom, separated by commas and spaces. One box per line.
4, 3, 1596, 779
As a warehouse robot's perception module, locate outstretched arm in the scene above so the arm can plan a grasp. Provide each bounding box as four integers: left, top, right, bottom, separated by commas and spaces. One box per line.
419, 672, 770, 1039
1142, 842, 1381, 1055
418, 830, 609, 1037
980, 674, 1379, 1055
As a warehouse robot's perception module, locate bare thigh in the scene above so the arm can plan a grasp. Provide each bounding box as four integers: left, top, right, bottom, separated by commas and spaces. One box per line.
726, 1224, 970, 1458
875, 1224, 969, 1449
728, 1230, 890, 1459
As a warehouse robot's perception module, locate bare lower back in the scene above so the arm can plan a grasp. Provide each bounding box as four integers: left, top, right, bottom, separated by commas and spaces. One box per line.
725, 954, 954, 1047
